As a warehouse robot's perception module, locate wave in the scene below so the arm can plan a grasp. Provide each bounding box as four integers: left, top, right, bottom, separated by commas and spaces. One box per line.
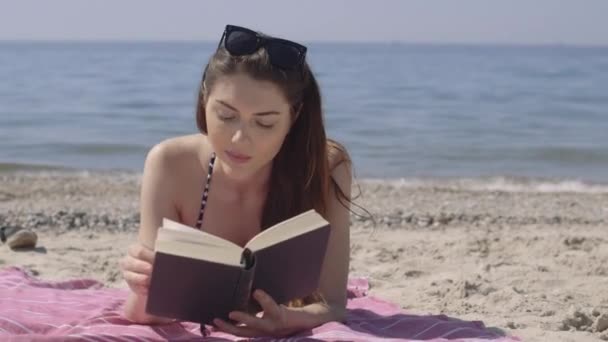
68, 143, 145, 155
0, 162, 70, 172
364, 176, 608, 193
3, 161, 608, 194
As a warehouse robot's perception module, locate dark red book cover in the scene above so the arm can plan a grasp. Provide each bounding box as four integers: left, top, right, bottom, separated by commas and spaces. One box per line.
145, 221, 330, 325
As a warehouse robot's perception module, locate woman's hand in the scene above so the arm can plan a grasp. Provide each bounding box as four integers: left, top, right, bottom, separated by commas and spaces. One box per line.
119, 242, 155, 296
213, 289, 296, 338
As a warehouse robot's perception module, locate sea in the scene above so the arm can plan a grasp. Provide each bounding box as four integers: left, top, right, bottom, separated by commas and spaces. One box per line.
1, 41, 607, 190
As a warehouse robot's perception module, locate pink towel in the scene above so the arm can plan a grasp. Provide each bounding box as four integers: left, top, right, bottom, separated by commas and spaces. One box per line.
0, 266, 520, 341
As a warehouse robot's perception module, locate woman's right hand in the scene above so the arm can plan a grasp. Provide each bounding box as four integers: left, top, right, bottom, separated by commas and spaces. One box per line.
120, 242, 155, 296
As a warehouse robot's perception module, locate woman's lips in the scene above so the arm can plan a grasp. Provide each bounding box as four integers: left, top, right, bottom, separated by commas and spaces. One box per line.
225, 150, 251, 163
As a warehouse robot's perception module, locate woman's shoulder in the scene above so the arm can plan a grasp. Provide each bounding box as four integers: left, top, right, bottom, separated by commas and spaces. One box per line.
144, 134, 212, 173
326, 139, 351, 172
326, 139, 352, 194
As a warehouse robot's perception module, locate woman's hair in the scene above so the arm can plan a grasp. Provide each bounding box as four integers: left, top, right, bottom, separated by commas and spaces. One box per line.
196, 35, 354, 230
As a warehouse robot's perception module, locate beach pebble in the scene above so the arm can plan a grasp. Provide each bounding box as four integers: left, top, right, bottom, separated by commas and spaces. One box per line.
537, 265, 549, 272
561, 307, 594, 331
458, 280, 480, 298
436, 212, 453, 225
564, 236, 586, 248
7, 230, 38, 249
416, 215, 433, 227
595, 313, 608, 333
541, 310, 555, 317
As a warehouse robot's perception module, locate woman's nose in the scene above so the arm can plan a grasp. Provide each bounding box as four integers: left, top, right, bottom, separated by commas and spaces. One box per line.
231, 124, 251, 144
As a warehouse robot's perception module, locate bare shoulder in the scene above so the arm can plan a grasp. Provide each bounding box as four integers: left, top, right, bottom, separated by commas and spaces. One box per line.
327, 140, 351, 170
147, 134, 207, 162
326, 139, 352, 194
145, 134, 211, 173
137, 134, 210, 245
141, 133, 212, 205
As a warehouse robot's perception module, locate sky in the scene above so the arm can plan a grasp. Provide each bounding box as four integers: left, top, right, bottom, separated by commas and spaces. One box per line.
1, 0, 607, 46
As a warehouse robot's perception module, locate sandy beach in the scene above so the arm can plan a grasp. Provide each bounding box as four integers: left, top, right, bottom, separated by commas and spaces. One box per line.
1, 171, 607, 341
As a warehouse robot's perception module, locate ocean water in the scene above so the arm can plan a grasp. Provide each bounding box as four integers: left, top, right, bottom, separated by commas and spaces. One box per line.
1, 41, 607, 186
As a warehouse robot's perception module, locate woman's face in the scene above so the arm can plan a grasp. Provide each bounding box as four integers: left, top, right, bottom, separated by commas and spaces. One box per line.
205, 72, 293, 180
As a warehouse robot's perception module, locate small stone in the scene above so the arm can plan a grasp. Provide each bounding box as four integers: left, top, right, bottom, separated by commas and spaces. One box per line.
0, 226, 13, 243
416, 215, 433, 227
595, 313, 608, 333
8, 230, 38, 249
437, 213, 453, 225
592, 308, 602, 317
506, 321, 516, 329
564, 236, 585, 248
512, 286, 525, 294
404, 270, 424, 278
427, 289, 441, 296
541, 310, 555, 317
561, 307, 594, 331
459, 280, 480, 298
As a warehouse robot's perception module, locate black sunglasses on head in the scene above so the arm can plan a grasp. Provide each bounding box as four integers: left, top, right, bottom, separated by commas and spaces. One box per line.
218, 25, 307, 71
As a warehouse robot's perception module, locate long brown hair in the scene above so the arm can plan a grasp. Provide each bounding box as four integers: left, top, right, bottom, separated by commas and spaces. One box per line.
195, 36, 353, 230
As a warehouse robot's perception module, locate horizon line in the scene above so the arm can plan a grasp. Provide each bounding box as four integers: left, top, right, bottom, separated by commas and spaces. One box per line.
1, 38, 607, 49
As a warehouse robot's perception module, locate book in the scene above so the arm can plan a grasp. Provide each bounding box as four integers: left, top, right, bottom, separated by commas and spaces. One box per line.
144, 209, 331, 326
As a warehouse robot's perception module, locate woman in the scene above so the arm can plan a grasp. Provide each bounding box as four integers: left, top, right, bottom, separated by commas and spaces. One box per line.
119, 24, 353, 338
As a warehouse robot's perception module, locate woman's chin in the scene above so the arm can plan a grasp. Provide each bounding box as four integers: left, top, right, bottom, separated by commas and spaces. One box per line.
219, 157, 274, 184
218, 158, 255, 180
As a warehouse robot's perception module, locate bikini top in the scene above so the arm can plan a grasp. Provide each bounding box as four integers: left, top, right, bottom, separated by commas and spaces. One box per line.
194, 152, 216, 230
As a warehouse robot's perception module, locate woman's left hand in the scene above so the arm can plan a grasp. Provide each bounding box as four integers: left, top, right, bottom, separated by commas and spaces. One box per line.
213, 289, 296, 338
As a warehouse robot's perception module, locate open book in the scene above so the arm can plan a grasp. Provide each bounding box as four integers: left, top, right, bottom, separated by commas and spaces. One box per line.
145, 209, 331, 325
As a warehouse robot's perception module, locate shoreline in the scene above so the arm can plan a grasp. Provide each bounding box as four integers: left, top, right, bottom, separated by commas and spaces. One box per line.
3, 160, 608, 188
3, 166, 608, 189
1, 170, 607, 233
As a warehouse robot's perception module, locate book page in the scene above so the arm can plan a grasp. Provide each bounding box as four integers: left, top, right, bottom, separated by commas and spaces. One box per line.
155, 238, 243, 267
161, 218, 241, 250
245, 210, 329, 252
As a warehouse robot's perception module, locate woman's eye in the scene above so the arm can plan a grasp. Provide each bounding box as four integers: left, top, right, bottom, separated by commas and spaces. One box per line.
257, 122, 274, 129
217, 112, 235, 121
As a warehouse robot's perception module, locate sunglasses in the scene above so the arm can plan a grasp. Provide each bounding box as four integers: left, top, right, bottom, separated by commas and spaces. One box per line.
218, 25, 307, 71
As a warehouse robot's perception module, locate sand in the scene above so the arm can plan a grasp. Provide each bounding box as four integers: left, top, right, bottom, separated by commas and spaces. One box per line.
1, 171, 607, 341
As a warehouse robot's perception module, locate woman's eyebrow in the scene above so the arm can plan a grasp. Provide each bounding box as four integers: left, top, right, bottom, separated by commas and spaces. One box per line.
216, 99, 280, 116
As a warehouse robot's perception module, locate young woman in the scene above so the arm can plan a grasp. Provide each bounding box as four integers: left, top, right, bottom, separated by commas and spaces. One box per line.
119, 24, 353, 338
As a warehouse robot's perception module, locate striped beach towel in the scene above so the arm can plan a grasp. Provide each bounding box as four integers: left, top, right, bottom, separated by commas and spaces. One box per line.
0, 267, 520, 341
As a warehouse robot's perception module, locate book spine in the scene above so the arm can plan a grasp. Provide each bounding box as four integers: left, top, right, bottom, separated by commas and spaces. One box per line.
232, 248, 259, 314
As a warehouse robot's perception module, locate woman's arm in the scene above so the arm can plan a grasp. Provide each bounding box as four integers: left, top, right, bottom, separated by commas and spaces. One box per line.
286, 157, 353, 326
122, 143, 181, 324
